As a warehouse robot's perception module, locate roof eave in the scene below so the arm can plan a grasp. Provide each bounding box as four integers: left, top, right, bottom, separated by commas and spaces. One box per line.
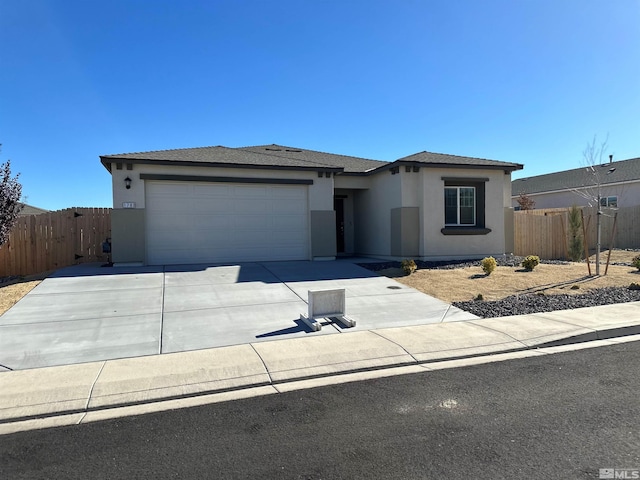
363, 160, 523, 175
99, 157, 343, 174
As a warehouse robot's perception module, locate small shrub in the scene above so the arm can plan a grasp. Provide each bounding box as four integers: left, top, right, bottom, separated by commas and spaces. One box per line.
570, 285, 580, 290
480, 256, 497, 275
401, 259, 417, 275
474, 293, 484, 301
521, 255, 540, 271
629, 283, 640, 291
632, 255, 640, 271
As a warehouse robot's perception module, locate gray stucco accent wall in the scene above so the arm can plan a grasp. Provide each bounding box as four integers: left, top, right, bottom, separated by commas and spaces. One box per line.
310, 210, 337, 258
390, 207, 419, 257
111, 209, 146, 263
504, 207, 515, 255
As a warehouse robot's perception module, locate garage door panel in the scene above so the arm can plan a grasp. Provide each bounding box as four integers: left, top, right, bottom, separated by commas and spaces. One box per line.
193, 215, 231, 229
149, 230, 189, 249
148, 183, 191, 198
145, 181, 309, 264
234, 199, 269, 214
148, 214, 192, 230
272, 215, 306, 229
233, 185, 269, 197
192, 184, 230, 197
148, 196, 191, 214
233, 214, 273, 228
272, 229, 307, 243
272, 186, 306, 198
192, 199, 231, 214
271, 199, 306, 214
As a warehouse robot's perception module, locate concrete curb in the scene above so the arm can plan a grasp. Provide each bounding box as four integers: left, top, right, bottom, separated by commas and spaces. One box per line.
2, 302, 640, 429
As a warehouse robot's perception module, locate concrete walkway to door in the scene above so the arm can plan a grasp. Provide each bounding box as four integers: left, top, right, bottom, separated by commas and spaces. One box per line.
0, 259, 477, 371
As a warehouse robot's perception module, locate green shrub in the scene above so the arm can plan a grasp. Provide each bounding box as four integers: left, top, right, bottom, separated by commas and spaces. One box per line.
521, 255, 540, 271
401, 259, 417, 275
480, 256, 497, 275
632, 255, 640, 271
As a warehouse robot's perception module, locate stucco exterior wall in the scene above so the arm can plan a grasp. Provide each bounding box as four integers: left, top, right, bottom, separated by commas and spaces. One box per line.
334, 175, 371, 190
111, 208, 145, 264
108, 162, 333, 264
390, 207, 420, 257
511, 181, 640, 209
107, 160, 515, 263
353, 170, 401, 256
421, 168, 509, 259
310, 210, 337, 258
110, 163, 330, 210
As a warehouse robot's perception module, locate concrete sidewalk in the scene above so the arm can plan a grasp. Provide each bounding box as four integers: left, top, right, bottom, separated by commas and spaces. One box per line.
1, 301, 639, 434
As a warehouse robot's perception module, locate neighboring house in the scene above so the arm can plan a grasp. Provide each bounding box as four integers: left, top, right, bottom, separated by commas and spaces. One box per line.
512, 156, 640, 210
100, 144, 522, 265
18, 203, 49, 216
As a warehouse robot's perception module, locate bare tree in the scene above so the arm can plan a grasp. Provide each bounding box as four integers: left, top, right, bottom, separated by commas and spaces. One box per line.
571, 135, 617, 275
516, 192, 535, 210
0, 146, 23, 247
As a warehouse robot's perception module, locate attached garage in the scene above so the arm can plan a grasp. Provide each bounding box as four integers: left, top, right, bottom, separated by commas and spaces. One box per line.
145, 181, 310, 265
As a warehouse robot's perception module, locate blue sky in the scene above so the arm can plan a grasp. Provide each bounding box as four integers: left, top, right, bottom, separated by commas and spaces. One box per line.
1, 0, 638, 210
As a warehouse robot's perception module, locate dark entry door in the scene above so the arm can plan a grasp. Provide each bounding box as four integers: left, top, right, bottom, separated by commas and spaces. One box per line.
334, 197, 345, 253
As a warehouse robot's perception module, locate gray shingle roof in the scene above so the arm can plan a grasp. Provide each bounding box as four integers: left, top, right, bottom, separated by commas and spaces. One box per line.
512, 157, 640, 196
101, 144, 521, 174
397, 151, 523, 170
237, 144, 389, 173
18, 204, 49, 216
101, 145, 343, 171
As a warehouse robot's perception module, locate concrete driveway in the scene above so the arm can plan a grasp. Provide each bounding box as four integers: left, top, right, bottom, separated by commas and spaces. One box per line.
0, 260, 477, 371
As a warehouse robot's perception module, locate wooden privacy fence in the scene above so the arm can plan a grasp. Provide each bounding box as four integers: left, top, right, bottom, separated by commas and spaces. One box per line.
514, 211, 567, 260
514, 205, 640, 259
0, 208, 111, 277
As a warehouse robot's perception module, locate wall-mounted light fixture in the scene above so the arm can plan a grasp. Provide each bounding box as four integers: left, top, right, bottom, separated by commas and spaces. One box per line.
124, 177, 132, 189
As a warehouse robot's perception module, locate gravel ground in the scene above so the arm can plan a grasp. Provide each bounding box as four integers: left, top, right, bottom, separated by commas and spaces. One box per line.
452, 287, 640, 318
357, 255, 571, 272
358, 253, 640, 318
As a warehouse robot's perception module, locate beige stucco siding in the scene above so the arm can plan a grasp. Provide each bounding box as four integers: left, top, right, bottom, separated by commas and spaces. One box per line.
421, 168, 508, 259
511, 181, 640, 209
109, 162, 333, 264
353, 171, 402, 256
111, 163, 330, 210
334, 175, 371, 190
111, 208, 145, 263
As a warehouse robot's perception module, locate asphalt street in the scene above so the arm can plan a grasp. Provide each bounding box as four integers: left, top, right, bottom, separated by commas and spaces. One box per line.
2, 341, 640, 479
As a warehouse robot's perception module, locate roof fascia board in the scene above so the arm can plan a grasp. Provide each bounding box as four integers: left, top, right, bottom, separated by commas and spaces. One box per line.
139, 173, 314, 185
359, 160, 522, 176
100, 157, 342, 174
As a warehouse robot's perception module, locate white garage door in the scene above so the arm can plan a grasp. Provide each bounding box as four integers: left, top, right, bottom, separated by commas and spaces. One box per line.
145, 181, 309, 265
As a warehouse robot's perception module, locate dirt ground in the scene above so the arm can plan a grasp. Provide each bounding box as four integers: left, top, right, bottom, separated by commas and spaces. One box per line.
382, 250, 640, 303
0, 273, 49, 316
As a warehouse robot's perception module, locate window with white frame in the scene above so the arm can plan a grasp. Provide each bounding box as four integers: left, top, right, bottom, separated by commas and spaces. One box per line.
444, 186, 476, 226
599, 196, 617, 208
